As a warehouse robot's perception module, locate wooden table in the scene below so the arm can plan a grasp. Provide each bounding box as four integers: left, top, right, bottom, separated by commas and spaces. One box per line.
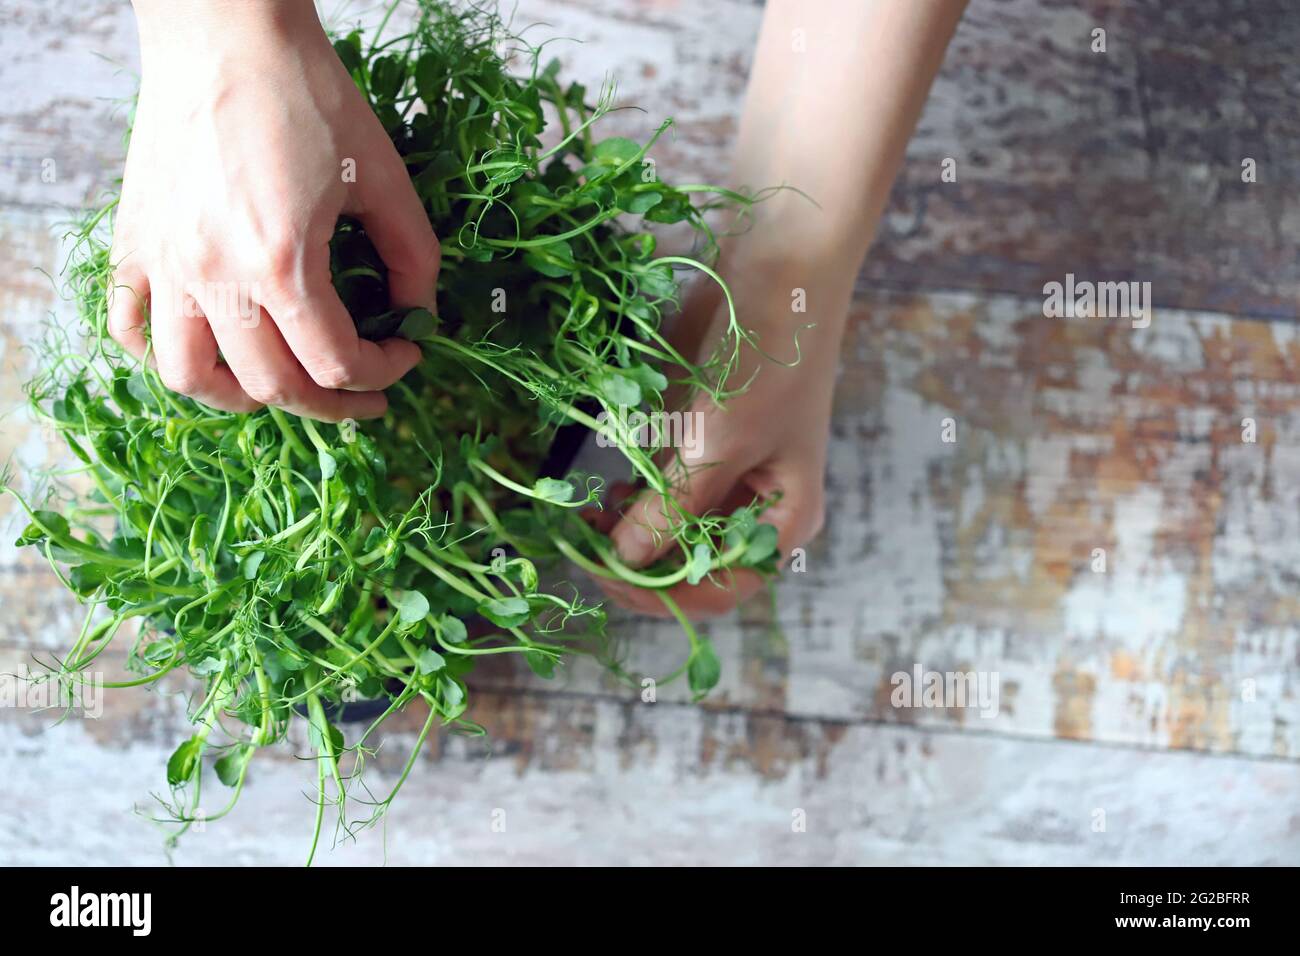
1, 0, 1296, 865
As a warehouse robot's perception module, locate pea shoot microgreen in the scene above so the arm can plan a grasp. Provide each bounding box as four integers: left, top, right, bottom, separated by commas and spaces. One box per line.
4, 0, 784, 861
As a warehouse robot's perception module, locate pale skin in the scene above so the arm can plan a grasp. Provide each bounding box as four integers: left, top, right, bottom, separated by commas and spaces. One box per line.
599, 0, 968, 616
112, 0, 967, 617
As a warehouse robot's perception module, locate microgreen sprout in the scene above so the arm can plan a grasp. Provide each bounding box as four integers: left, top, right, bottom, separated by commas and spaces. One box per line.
4, 0, 783, 861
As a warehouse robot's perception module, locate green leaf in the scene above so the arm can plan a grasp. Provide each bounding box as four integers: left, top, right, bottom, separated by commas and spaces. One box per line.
63, 433, 92, 465
523, 240, 575, 279
166, 736, 202, 787
369, 54, 407, 100
624, 362, 669, 394
414, 646, 447, 675
318, 449, 338, 480
332, 32, 365, 76
191, 657, 224, 676
277, 649, 308, 672
532, 477, 574, 504
439, 675, 466, 714
685, 543, 712, 586
214, 744, 254, 787
241, 551, 265, 580
142, 640, 174, 665
509, 557, 539, 593
439, 615, 468, 645
397, 307, 438, 341
525, 649, 556, 679
596, 370, 642, 408
477, 596, 531, 628
317, 579, 344, 615
688, 639, 721, 698
634, 263, 678, 300
308, 718, 345, 763
111, 373, 142, 415
644, 192, 692, 224
391, 589, 430, 626
413, 51, 443, 103
626, 191, 663, 215
591, 136, 642, 167
30, 511, 69, 541
125, 372, 156, 408
742, 523, 780, 566
68, 564, 107, 596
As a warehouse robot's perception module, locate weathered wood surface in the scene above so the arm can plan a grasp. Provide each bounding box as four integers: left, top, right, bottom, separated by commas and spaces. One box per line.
4, 645, 1297, 865
12, 0, 1300, 327
1, 0, 1298, 864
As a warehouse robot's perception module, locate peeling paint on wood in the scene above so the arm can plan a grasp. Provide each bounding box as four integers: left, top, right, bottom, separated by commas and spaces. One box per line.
3, 687, 1297, 865
1, 0, 1297, 864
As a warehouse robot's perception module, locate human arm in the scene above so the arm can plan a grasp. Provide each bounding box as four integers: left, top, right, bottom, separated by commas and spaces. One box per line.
601, 0, 969, 616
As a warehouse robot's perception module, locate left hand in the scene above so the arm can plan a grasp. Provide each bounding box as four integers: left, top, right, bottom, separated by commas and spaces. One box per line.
594, 244, 854, 618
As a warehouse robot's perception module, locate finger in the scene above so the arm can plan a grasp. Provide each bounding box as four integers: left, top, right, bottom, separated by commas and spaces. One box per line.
598, 465, 825, 619
596, 566, 765, 620
199, 293, 387, 423
597, 470, 765, 618
264, 245, 421, 392
609, 459, 736, 568
348, 152, 440, 310
106, 262, 150, 363
745, 465, 827, 562
583, 480, 637, 534
148, 278, 261, 413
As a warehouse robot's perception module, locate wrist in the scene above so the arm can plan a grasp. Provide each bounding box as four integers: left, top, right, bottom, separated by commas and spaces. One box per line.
132, 0, 322, 58
714, 239, 858, 358
720, 231, 860, 306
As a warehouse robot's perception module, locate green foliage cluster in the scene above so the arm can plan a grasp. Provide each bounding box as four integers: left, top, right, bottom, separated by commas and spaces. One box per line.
5, 0, 780, 860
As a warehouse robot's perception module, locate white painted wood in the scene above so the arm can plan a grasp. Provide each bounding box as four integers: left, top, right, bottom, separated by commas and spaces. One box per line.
1, 0, 1297, 864
3, 693, 1295, 865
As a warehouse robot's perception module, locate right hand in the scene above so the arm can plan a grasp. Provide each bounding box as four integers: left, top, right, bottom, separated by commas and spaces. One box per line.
109, 0, 437, 421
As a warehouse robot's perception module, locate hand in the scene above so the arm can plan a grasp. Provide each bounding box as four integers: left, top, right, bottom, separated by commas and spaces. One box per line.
108, 0, 437, 421
596, 244, 853, 618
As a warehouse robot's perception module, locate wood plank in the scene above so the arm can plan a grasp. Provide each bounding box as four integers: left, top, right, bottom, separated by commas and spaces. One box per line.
5, 201, 1300, 757
3, 0, 1299, 864
7, 0, 1298, 317
868, 0, 1300, 319
2, 680, 1296, 865
389, 288, 1300, 760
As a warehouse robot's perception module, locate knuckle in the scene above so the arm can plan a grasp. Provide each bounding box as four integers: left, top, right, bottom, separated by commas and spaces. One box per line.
240, 379, 294, 407
307, 360, 360, 391
185, 241, 225, 276
263, 236, 306, 287
108, 284, 145, 318
107, 320, 137, 348
158, 365, 205, 397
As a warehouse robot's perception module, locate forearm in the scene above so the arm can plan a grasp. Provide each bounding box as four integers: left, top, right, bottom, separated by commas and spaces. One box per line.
730, 0, 967, 282
130, 0, 322, 66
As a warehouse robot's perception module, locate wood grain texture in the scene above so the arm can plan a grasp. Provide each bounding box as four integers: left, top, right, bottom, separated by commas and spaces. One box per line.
7, 0, 1299, 314
3, 654, 1296, 865
875, 0, 1300, 320
0, 0, 1297, 865
4, 204, 1296, 760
